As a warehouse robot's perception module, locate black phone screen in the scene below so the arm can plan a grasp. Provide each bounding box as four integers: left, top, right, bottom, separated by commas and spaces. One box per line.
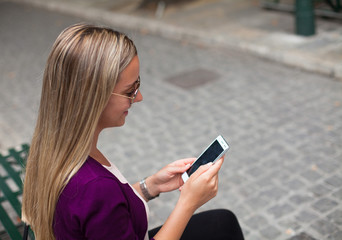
186, 140, 223, 176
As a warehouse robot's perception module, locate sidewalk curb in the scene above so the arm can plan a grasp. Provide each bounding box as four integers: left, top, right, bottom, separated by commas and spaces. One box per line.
13, 0, 342, 81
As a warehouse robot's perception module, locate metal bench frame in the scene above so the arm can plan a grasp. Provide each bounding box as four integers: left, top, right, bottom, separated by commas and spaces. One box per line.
0, 144, 34, 239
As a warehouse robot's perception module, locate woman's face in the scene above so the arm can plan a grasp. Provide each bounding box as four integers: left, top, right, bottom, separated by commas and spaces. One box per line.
97, 55, 142, 130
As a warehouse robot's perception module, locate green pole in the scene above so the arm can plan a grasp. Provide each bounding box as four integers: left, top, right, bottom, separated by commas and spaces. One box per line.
295, 0, 315, 36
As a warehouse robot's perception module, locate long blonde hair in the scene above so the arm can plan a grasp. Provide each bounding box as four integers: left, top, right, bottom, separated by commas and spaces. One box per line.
22, 24, 137, 240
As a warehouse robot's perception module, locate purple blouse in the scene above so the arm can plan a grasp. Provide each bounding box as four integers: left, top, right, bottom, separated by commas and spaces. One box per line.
54, 156, 152, 240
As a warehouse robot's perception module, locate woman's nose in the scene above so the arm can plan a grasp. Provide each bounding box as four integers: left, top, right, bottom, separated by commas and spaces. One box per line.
134, 90, 143, 103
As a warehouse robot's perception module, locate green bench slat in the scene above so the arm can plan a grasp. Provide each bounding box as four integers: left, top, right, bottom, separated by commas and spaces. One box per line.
0, 174, 22, 217
0, 155, 23, 194
0, 144, 31, 239
0, 203, 22, 239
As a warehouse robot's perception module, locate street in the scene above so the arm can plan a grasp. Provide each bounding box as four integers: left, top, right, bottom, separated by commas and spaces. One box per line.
1, 1, 342, 240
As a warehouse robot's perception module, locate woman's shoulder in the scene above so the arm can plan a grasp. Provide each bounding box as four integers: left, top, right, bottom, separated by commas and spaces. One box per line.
61, 157, 122, 198
54, 158, 132, 237
78, 156, 115, 181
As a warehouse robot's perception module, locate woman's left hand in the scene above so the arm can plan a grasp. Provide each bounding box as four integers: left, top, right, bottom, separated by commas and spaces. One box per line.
146, 158, 195, 196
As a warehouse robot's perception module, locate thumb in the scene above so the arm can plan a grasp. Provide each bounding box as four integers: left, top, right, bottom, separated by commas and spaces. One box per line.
168, 163, 192, 175
204, 158, 224, 177
190, 162, 213, 179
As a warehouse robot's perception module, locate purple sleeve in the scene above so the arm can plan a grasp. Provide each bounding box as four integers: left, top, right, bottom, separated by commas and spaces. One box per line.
81, 177, 142, 239
55, 177, 143, 240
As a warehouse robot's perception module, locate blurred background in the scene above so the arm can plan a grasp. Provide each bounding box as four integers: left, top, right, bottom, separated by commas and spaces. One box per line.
1, 0, 342, 239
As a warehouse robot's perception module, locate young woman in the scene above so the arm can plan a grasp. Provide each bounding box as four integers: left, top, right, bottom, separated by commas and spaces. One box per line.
22, 24, 244, 240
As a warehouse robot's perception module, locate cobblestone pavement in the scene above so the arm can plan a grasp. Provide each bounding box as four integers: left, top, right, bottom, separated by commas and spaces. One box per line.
1, 2, 342, 240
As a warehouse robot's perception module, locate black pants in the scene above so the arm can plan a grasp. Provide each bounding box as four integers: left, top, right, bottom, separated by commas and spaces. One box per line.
148, 209, 244, 240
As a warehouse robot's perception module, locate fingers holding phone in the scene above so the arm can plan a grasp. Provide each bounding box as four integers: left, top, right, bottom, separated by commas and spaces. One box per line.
177, 135, 228, 211
179, 157, 224, 212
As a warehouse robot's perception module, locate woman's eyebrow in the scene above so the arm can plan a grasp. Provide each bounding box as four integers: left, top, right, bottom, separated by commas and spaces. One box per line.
124, 77, 140, 89
124, 83, 135, 90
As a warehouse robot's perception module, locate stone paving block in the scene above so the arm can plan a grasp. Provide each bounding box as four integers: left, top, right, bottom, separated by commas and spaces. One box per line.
254, 175, 278, 189
289, 194, 313, 206
287, 232, 318, 240
301, 169, 322, 183
332, 188, 342, 200
244, 214, 268, 229
283, 178, 307, 191
327, 209, 342, 226
245, 165, 265, 178
316, 160, 341, 174
309, 183, 333, 197
235, 183, 259, 199
232, 204, 251, 222
260, 225, 282, 239
260, 186, 288, 201
325, 175, 342, 188
272, 169, 296, 185
328, 230, 342, 240
245, 196, 269, 211
311, 219, 340, 236
222, 172, 248, 187
267, 203, 295, 218
295, 210, 320, 224
312, 198, 338, 214
278, 218, 302, 233
247, 233, 263, 240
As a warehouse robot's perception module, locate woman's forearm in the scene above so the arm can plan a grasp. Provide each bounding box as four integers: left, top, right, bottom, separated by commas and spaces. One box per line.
132, 180, 194, 239
133, 179, 195, 239
153, 198, 195, 240
132, 181, 149, 202
132, 176, 161, 202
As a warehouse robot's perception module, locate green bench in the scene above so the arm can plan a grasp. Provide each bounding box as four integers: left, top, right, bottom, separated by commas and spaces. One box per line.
0, 144, 34, 239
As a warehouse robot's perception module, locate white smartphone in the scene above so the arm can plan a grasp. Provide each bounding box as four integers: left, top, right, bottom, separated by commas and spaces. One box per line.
182, 135, 229, 182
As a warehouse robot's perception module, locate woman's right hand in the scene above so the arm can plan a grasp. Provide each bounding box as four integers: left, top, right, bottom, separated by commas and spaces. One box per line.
178, 157, 224, 212
152, 158, 224, 240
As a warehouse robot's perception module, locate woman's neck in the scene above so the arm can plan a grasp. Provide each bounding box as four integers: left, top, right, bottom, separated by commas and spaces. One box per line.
90, 128, 111, 166
89, 149, 111, 166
